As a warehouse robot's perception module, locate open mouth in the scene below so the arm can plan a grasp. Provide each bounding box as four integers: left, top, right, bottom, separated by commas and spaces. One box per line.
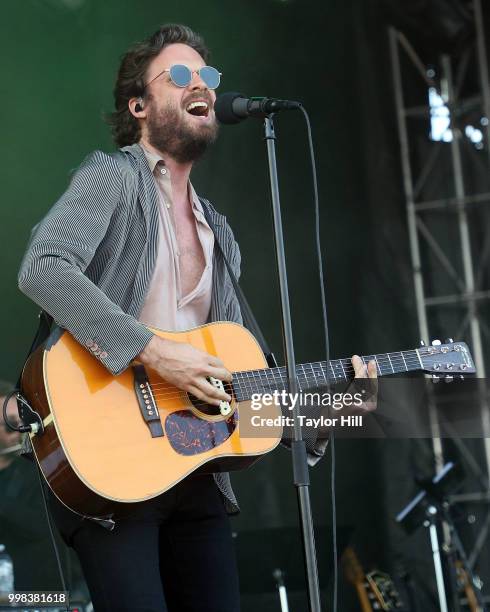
186, 101, 210, 118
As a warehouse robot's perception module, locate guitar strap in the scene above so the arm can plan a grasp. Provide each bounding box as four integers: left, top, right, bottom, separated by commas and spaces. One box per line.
199, 198, 277, 367
20, 310, 53, 370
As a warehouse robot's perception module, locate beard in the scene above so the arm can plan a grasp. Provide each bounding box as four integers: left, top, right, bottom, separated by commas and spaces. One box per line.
146, 97, 219, 164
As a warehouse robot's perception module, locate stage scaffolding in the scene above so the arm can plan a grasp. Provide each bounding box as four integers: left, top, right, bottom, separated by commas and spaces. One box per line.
389, 0, 490, 599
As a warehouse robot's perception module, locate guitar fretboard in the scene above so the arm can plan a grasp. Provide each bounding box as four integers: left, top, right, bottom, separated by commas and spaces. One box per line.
231, 350, 421, 402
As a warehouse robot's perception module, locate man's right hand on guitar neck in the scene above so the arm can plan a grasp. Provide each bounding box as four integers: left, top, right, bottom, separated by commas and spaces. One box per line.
137, 335, 232, 406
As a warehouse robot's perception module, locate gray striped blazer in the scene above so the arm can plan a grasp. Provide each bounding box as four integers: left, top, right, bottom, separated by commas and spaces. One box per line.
18, 143, 325, 517
18, 143, 243, 513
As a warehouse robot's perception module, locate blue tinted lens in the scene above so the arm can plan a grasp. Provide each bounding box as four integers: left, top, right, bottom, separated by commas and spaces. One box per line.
169, 64, 192, 87
199, 66, 221, 89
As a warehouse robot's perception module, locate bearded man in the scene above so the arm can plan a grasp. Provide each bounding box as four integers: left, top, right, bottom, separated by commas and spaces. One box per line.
18, 24, 376, 611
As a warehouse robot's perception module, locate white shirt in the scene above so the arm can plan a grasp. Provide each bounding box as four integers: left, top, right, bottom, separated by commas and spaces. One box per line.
138, 146, 214, 331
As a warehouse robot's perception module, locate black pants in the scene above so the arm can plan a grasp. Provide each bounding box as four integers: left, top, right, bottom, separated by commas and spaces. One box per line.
50, 475, 240, 612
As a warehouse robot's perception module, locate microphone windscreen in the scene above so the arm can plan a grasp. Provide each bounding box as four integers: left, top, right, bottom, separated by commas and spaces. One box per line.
214, 91, 245, 125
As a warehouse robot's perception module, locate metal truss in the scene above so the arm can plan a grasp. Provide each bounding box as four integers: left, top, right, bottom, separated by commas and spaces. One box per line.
389, 0, 490, 597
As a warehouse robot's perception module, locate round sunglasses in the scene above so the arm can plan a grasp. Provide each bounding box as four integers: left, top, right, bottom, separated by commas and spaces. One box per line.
145, 64, 221, 90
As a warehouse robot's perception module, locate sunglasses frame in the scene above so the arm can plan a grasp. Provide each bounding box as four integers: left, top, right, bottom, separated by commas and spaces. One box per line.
145, 64, 222, 90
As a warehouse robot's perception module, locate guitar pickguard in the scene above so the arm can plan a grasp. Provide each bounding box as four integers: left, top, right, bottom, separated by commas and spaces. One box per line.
165, 410, 238, 456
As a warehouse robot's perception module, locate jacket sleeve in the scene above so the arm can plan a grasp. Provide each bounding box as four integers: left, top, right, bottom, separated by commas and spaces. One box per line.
18, 151, 154, 375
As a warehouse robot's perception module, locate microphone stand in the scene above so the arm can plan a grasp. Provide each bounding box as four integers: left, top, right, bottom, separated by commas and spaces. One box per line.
263, 115, 322, 612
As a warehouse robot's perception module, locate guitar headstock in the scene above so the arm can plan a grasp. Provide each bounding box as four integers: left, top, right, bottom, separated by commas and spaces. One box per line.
418, 340, 476, 381
343, 548, 406, 610
366, 570, 405, 610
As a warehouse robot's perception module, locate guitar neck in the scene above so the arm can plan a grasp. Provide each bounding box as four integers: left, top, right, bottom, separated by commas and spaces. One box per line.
232, 350, 422, 402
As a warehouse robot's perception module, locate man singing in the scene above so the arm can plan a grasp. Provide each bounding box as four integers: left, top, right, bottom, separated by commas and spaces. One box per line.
18, 24, 376, 611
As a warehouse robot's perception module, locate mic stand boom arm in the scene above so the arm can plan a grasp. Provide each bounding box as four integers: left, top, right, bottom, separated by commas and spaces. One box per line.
263, 115, 322, 612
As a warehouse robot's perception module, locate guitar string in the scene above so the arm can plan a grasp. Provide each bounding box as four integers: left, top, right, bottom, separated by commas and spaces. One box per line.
144, 355, 431, 396
145, 354, 445, 399
141, 350, 462, 406
144, 348, 453, 392
146, 359, 452, 411
145, 360, 427, 407
145, 366, 463, 411
145, 358, 423, 397
144, 352, 427, 392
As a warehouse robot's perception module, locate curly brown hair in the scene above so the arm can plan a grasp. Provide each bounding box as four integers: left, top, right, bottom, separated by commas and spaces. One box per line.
108, 24, 210, 148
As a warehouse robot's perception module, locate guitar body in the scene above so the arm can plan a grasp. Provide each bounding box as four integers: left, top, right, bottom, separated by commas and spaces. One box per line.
21, 322, 281, 519
20, 322, 474, 520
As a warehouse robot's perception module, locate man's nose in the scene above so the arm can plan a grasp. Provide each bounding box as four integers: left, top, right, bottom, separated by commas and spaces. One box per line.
189, 70, 208, 90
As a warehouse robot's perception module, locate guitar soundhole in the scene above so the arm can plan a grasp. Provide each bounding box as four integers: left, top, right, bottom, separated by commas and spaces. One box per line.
188, 381, 234, 417
165, 410, 238, 456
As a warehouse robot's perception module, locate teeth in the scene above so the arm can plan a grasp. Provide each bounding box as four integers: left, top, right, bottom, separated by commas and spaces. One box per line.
186, 101, 208, 111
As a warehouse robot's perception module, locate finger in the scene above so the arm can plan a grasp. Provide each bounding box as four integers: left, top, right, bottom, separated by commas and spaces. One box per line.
367, 360, 378, 379
204, 365, 233, 383
207, 354, 226, 369
186, 384, 208, 404
205, 355, 232, 382
363, 396, 377, 411
195, 378, 231, 404
351, 355, 367, 378
187, 383, 222, 407
364, 400, 377, 412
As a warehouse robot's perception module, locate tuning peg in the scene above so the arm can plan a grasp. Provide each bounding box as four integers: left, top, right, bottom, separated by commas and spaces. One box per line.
431, 339, 442, 346
445, 338, 454, 344
445, 376, 454, 383
432, 375, 440, 383
420, 340, 426, 347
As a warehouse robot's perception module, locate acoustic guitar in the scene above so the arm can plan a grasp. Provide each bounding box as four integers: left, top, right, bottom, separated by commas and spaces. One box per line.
20, 322, 475, 519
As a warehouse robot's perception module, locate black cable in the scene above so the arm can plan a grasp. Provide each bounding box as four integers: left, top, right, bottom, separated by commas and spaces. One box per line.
31, 438, 70, 612
3, 391, 30, 433
2, 389, 69, 610
300, 106, 338, 612
3, 391, 44, 436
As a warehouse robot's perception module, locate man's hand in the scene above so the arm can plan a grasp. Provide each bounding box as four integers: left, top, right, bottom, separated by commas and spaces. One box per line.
349, 354, 378, 413
138, 335, 232, 406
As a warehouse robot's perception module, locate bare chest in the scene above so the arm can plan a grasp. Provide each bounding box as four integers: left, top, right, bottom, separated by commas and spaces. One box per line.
171, 207, 206, 297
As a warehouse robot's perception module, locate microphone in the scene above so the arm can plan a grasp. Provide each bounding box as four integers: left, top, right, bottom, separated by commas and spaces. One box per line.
214, 92, 302, 124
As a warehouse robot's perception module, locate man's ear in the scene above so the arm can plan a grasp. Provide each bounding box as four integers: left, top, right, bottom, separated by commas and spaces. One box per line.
129, 97, 145, 118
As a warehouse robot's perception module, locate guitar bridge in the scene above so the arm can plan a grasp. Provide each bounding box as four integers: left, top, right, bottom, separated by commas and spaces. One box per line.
132, 365, 164, 438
